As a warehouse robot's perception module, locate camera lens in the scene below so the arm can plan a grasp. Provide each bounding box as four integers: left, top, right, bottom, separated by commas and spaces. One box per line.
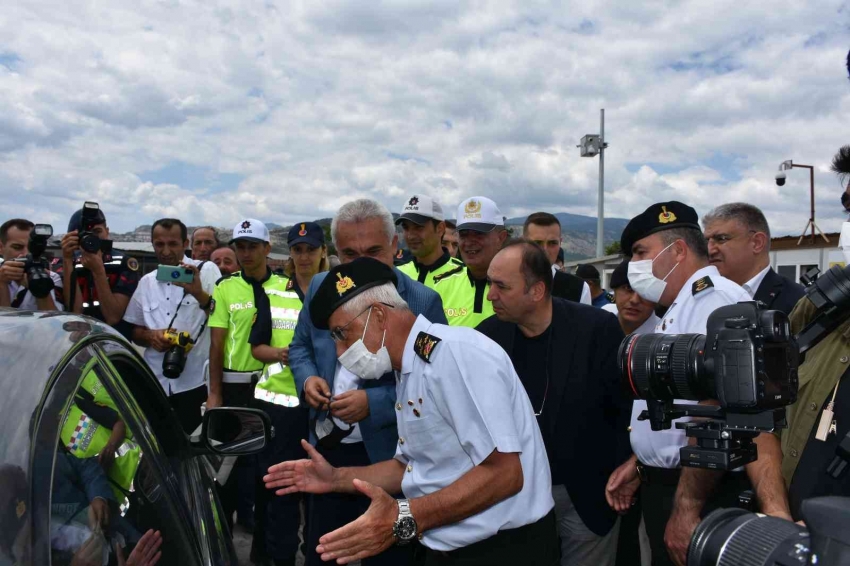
618, 333, 711, 401
162, 346, 186, 379
79, 233, 101, 254
688, 507, 809, 566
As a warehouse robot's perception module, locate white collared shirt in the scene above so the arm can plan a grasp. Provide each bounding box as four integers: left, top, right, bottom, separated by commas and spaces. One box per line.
123, 257, 221, 395
742, 265, 771, 299
395, 315, 553, 551
331, 364, 363, 444
551, 265, 592, 305
629, 265, 749, 469
7, 271, 64, 311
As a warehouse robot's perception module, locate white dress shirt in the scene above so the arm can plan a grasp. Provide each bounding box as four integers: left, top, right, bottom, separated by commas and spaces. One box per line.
629, 265, 749, 469
331, 364, 363, 444
7, 271, 64, 311
124, 257, 221, 395
551, 265, 592, 305
742, 265, 771, 299
395, 315, 554, 551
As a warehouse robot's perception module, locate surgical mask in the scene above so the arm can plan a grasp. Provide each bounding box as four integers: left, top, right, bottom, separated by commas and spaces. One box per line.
627, 242, 680, 303
338, 307, 393, 380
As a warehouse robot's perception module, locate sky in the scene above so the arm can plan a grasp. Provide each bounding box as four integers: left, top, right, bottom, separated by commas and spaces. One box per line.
1, 0, 848, 239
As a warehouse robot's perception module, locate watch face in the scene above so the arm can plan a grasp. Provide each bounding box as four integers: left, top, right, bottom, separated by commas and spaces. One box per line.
394, 516, 417, 540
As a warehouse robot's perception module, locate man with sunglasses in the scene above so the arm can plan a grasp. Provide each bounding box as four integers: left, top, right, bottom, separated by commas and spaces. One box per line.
288, 198, 446, 566
702, 203, 804, 315
268, 258, 558, 566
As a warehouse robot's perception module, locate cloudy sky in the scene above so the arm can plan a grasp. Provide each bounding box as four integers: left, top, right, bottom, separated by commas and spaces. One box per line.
1, 0, 848, 238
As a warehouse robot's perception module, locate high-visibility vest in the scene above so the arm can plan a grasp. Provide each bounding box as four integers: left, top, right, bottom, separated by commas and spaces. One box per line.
254, 276, 302, 407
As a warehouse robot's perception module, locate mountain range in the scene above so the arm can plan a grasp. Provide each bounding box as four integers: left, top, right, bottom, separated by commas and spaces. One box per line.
110, 212, 629, 260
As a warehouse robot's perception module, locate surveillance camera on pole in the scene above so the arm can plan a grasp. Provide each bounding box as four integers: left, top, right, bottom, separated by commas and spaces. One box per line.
578, 110, 609, 258
775, 171, 786, 186
774, 159, 828, 245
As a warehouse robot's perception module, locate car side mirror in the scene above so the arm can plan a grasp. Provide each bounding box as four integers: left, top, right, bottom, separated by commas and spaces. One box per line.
201, 407, 273, 456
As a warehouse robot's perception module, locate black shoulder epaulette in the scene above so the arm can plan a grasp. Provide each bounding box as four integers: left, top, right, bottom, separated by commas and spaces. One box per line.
432, 265, 464, 284
692, 276, 714, 296
414, 331, 442, 363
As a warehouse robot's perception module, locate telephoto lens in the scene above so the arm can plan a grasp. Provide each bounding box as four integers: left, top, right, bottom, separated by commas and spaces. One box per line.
618, 333, 713, 402
162, 346, 187, 379
687, 508, 810, 566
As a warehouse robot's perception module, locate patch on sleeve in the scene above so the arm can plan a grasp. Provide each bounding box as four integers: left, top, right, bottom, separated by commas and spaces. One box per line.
414, 331, 442, 363
126, 257, 139, 272
209, 298, 216, 315
692, 276, 714, 296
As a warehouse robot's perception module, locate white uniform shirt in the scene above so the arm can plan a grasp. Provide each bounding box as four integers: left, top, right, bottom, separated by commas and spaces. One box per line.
742, 265, 771, 299
7, 271, 64, 311
124, 257, 221, 395
630, 265, 749, 469
394, 315, 553, 551
551, 265, 592, 305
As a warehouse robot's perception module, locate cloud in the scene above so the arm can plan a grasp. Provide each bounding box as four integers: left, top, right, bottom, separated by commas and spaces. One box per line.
0, 0, 848, 240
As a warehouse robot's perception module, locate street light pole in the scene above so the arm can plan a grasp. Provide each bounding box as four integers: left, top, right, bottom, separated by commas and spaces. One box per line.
597, 109, 605, 259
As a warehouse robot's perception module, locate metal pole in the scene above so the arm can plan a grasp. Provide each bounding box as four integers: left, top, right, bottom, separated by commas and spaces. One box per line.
596, 109, 605, 258
810, 166, 816, 244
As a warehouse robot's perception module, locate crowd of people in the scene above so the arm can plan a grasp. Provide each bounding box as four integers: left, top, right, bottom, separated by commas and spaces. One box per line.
2, 181, 849, 566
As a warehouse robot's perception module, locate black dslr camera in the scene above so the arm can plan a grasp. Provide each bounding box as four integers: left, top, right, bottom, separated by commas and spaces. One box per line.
78, 201, 111, 255
162, 329, 195, 379
619, 301, 799, 470
18, 224, 55, 299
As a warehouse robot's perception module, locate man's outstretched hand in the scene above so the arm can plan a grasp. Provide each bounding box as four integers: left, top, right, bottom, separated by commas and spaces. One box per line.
264, 439, 336, 496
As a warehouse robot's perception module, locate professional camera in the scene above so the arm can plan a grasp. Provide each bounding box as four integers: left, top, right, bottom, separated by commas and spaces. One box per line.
162, 329, 195, 379
78, 201, 112, 255
16, 224, 56, 300
687, 496, 850, 566
619, 301, 799, 470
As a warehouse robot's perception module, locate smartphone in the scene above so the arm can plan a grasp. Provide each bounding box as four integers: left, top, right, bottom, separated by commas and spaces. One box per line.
156, 264, 195, 284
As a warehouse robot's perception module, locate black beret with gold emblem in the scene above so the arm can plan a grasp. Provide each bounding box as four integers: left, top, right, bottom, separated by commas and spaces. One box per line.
310, 257, 398, 330
620, 201, 701, 256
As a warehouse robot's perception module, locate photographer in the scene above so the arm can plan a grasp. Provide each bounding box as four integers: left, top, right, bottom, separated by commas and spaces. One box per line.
59, 205, 140, 326
0, 219, 63, 311
123, 218, 221, 433
616, 202, 790, 566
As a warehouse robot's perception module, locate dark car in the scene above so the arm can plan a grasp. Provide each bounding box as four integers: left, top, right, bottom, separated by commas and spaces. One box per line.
0, 310, 271, 565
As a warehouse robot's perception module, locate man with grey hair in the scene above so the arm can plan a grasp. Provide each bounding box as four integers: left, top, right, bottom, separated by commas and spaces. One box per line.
289, 198, 446, 566
191, 225, 221, 261
703, 203, 804, 315
268, 258, 558, 565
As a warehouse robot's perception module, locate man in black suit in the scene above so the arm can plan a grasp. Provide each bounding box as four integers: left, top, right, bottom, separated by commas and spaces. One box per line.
477, 239, 632, 566
703, 203, 805, 315
523, 212, 592, 304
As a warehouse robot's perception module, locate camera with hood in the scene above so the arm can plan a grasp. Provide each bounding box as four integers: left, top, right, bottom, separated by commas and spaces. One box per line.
16, 224, 56, 300
162, 329, 195, 379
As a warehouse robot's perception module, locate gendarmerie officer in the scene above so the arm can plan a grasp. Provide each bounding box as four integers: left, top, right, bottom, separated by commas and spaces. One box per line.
618, 202, 790, 566
265, 258, 558, 566
59, 205, 140, 326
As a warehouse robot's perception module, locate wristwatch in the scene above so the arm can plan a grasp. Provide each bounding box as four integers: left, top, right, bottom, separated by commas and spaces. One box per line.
392, 499, 418, 545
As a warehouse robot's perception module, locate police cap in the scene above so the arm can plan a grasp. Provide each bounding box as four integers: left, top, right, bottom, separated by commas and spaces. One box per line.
575, 264, 600, 281
287, 221, 324, 248
620, 201, 700, 255
609, 259, 630, 289
310, 257, 398, 330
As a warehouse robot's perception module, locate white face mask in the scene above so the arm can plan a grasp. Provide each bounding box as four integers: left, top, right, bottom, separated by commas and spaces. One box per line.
627, 242, 680, 303
338, 306, 393, 380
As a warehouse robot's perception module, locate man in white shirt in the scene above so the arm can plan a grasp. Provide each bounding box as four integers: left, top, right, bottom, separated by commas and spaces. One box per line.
123, 218, 220, 433
702, 203, 805, 315
0, 219, 63, 311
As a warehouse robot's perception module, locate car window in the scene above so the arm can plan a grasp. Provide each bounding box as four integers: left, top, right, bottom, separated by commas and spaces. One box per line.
47, 351, 201, 566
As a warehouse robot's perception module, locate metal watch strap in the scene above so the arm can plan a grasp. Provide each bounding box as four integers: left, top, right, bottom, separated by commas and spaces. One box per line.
398, 499, 412, 517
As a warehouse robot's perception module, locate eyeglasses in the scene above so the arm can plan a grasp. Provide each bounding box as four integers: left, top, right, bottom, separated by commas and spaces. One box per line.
329, 303, 394, 342
705, 230, 756, 246
330, 306, 372, 343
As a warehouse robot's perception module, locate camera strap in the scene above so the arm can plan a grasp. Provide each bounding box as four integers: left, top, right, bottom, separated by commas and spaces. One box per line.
165, 261, 209, 343
10, 287, 28, 309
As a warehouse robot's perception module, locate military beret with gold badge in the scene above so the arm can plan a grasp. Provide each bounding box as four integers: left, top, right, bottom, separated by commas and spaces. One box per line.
620, 201, 701, 256
309, 257, 399, 330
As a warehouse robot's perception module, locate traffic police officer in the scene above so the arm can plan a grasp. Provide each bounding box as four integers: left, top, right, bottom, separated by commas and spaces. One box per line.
617, 201, 790, 566
59, 206, 140, 326
431, 197, 507, 327
265, 258, 558, 565
207, 218, 282, 556
245, 223, 321, 566
396, 194, 465, 289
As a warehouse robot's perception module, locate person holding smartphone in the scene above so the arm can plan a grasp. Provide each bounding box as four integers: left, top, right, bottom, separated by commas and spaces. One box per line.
122, 218, 221, 433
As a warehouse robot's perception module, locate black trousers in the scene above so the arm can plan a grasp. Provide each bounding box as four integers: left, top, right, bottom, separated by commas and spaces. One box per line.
304, 442, 416, 566
168, 385, 207, 434
616, 491, 643, 566
423, 510, 559, 566
640, 466, 752, 566
252, 399, 309, 561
